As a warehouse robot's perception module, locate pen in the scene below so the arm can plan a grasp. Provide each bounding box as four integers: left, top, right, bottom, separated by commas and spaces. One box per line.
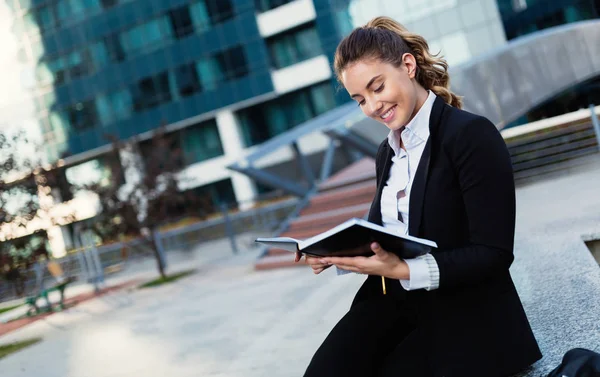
381, 276, 387, 295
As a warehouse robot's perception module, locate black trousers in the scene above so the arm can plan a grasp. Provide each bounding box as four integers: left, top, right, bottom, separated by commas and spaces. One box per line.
303, 294, 434, 377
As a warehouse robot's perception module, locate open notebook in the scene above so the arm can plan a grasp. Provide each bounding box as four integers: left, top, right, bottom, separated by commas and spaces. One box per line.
255, 218, 437, 258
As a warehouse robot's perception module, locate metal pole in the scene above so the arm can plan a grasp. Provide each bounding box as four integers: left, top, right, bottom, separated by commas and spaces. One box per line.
590, 104, 600, 151
221, 203, 238, 254
319, 140, 337, 182
152, 229, 168, 271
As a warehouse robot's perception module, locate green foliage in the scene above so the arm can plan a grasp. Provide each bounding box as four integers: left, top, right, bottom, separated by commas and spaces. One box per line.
138, 269, 196, 289
0, 303, 22, 315
0, 338, 42, 359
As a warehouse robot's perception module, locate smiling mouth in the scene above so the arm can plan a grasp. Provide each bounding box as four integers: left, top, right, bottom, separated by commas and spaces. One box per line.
380, 105, 396, 121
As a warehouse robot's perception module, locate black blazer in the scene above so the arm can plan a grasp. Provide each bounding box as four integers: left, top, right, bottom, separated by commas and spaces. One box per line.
355, 96, 542, 377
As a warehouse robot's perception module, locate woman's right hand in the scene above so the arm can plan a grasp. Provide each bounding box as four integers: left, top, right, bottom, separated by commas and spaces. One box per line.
295, 252, 331, 274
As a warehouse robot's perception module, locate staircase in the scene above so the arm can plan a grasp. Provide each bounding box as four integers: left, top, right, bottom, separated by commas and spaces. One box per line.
254, 159, 376, 270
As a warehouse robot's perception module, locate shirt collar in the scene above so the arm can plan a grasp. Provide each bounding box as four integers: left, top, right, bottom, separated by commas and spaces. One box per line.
387, 90, 436, 155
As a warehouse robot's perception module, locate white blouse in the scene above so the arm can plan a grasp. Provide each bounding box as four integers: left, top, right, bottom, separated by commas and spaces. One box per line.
380, 90, 440, 291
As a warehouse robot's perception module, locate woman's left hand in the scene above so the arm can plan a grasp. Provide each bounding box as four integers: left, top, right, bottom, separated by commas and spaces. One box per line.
320, 242, 410, 279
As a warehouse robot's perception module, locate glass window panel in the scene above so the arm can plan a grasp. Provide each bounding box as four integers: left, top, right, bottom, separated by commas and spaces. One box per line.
254, 0, 293, 12
196, 58, 224, 91
132, 72, 172, 112
180, 120, 223, 165
36, 6, 55, 31
265, 104, 288, 136
175, 63, 201, 97
105, 34, 125, 62
48, 58, 66, 85
56, 0, 70, 23
67, 100, 98, 131
267, 24, 321, 69
111, 89, 132, 121
206, 0, 234, 23
219, 46, 248, 79
190, 1, 211, 32
96, 95, 113, 125
309, 82, 335, 115
122, 17, 172, 55
169, 5, 194, 39
90, 42, 109, 69
100, 0, 118, 9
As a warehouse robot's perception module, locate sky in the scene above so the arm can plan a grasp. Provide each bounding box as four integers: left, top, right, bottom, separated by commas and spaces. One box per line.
0, 2, 41, 156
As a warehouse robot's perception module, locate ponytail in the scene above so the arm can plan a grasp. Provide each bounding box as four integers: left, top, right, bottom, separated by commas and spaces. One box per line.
334, 16, 463, 109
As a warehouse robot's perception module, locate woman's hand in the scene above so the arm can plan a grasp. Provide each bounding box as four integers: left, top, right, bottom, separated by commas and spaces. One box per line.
295, 252, 332, 274
320, 242, 410, 280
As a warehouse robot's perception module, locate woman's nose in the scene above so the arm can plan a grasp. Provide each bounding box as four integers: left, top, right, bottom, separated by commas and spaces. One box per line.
369, 100, 382, 118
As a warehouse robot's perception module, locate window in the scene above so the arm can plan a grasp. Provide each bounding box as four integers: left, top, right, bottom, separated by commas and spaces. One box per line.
55, 0, 101, 25
96, 89, 132, 125
190, 0, 234, 31
195, 47, 248, 92
190, 1, 211, 32
169, 5, 194, 39
104, 34, 125, 62
67, 100, 98, 131
216, 46, 248, 80
90, 42, 109, 68
120, 17, 173, 55
175, 63, 201, 97
36, 5, 56, 32
267, 24, 322, 69
238, 81, 335, 146
196, 57, 224, 91
180, 119, 224, 164
65, 50, 93, 79
131, 72, 172, 112
100, 0, 118, 9
205, 0, 234, 23
254, 0, 293, 13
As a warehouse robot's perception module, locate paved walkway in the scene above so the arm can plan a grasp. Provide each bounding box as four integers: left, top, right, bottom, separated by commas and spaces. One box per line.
1, 160, 600, 376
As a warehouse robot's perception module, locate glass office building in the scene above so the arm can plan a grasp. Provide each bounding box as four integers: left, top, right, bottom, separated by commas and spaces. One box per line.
5, 0, 354, 205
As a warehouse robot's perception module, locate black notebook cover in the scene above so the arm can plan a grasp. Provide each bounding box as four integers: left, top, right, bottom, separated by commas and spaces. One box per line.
256, 218, 437, 259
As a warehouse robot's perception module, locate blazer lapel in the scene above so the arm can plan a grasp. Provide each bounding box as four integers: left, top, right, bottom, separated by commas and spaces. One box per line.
408, 138, 431, 236
408, 96, 446, 236
368, 142, 394, 226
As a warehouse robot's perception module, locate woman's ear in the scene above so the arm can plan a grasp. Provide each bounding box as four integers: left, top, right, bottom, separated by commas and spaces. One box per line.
402, 53, 418, 79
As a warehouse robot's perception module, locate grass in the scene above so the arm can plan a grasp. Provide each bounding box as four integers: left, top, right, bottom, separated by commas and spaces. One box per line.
138, 269, 197, 289
0, 338, 42, 360
0, 304, 22, 315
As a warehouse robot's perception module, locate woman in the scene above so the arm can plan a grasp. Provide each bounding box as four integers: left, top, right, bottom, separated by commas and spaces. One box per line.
296, 17, 542, 377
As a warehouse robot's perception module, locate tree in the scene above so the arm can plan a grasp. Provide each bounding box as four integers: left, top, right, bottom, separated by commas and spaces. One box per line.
78, 126, 212, 279
0, 131, 67, 296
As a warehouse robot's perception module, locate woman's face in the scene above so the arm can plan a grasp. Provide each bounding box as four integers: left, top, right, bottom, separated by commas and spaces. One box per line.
341, 55, 422, 131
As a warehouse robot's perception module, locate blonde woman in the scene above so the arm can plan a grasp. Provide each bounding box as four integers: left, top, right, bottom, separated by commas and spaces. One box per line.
297, 17, 541, 377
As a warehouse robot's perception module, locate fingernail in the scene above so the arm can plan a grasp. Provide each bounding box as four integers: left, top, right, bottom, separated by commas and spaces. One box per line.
319, 259, 327, 264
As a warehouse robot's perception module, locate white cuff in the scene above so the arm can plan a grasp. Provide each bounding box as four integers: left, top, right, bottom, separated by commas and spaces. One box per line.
400, 254, 440, 291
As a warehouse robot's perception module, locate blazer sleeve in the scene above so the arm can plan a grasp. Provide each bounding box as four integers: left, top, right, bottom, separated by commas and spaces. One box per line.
431, 116, 516, 290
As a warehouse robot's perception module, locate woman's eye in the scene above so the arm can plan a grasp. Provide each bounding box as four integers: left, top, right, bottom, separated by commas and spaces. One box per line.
358, 99, 365, 106
374, 84, 385, 93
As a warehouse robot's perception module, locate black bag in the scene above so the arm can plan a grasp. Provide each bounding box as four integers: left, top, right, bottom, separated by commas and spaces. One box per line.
547, 348, 600, 377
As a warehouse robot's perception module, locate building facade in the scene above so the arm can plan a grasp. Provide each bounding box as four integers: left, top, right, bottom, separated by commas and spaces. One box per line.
6, 0, 354, 208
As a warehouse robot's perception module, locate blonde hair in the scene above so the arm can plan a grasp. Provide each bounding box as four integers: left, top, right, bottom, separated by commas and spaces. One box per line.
334, 16, 463, 109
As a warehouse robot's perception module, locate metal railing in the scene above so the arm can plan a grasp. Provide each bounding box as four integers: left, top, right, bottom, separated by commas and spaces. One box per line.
0, 194, 298, 302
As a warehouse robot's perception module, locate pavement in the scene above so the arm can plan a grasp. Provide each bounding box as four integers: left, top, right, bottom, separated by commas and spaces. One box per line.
1, 159, 600, 376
